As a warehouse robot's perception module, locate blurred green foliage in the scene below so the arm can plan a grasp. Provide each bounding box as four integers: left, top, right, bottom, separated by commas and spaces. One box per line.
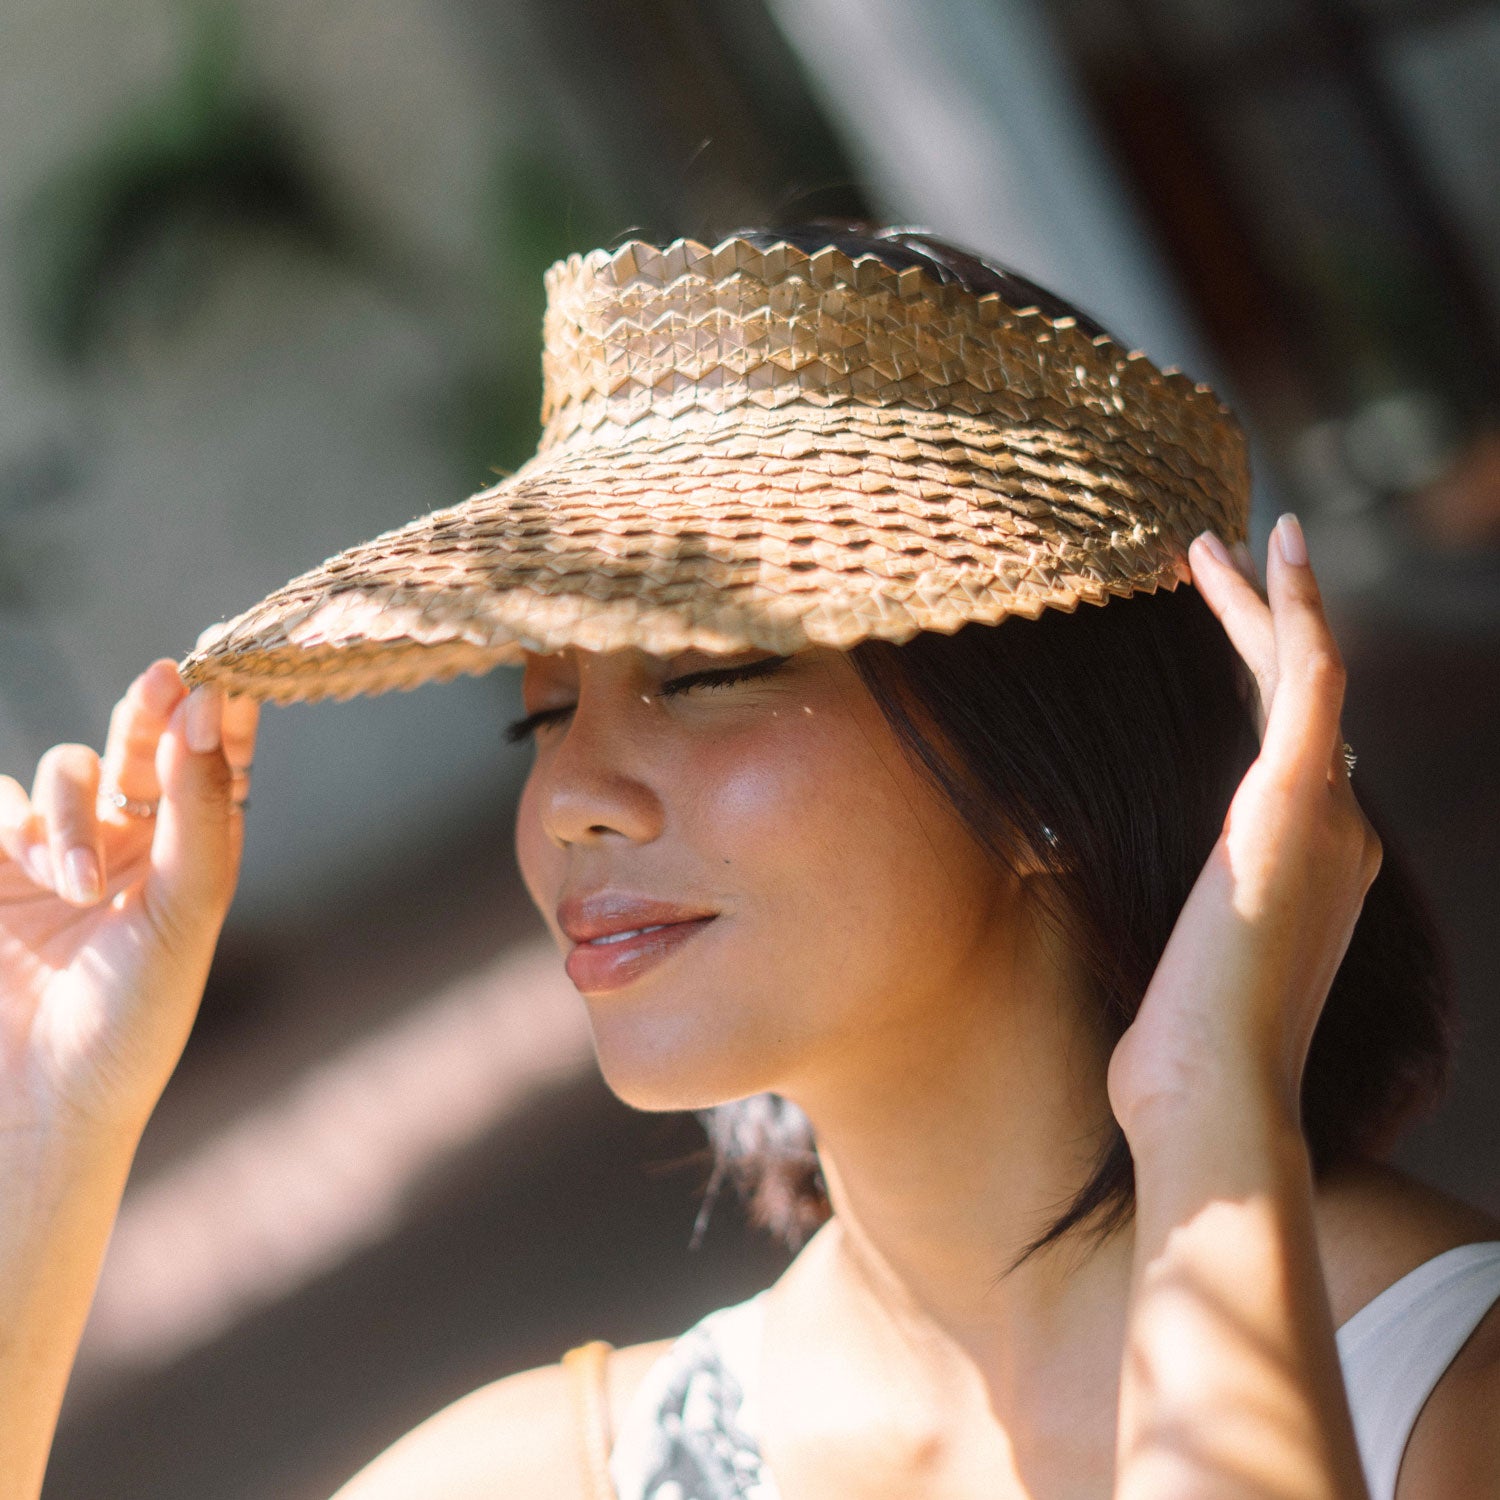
18, 1, 349, 363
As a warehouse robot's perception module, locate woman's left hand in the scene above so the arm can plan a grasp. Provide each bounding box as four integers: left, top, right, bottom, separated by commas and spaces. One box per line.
1106, 514, 1385, 1139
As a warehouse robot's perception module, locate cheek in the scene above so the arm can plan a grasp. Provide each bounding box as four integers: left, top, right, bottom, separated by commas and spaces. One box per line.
687, 714, 1003, 1014
514, 770, 560, 931
682, 713, 859, 885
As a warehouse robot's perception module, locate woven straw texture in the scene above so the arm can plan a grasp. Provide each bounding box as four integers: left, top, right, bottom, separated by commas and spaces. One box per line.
179, 236, 1250, 704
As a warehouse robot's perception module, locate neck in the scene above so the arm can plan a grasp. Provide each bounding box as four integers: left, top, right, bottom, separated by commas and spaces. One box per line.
781, 891, 1132, 1394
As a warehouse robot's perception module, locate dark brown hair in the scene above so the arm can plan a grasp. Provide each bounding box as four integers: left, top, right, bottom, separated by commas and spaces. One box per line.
694, 225, 1457, 1270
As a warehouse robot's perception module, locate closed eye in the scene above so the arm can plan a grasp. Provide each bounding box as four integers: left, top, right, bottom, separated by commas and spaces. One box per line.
504, 703, 571, 744
504, 655, 788, 744
658, 655, 788, 698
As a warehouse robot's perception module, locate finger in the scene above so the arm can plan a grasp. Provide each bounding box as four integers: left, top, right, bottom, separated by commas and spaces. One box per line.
144, 688, 238, 941
1188, 532, 1278, 737
99, 659, 188, 817
222, 693, 260, 801
1230, 540, 1266, 599
33, 745, 104, 905
0, 775, 55, 889
1261, 513, 1347, 786
222, 694, 259, 766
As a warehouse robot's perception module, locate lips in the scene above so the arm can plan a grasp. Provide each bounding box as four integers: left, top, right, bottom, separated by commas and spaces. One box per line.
557, 892, 718, 993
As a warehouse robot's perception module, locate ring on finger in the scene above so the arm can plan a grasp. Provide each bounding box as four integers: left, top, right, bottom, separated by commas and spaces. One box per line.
1342, 741, 1357, 778
100, 787, 159, 819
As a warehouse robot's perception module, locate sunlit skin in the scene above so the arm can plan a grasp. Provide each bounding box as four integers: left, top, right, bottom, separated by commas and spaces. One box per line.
2, 520, 1499, 1499
515, 644, 1095, 1109
508, 519, 1385, 1499
514, 643, 1132, 1490
504, 519, 1392, 1500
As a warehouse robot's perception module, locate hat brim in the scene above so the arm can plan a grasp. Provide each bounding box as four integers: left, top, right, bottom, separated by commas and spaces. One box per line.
178, 404, 1240, 704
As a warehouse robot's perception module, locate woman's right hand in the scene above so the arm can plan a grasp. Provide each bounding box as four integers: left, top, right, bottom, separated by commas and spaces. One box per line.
0, 659, 259, 1153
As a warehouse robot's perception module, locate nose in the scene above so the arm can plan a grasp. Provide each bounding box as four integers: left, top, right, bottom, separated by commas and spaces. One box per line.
530, 690, 665, 850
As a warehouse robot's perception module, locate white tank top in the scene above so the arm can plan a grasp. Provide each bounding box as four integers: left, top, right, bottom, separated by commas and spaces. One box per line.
610, 1240, 1500, 1500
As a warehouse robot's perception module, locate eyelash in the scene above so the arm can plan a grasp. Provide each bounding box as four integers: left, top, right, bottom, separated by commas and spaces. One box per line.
503, 657, 788, 744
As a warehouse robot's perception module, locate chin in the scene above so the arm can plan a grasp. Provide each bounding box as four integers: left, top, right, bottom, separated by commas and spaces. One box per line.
582, 996, 787, 1115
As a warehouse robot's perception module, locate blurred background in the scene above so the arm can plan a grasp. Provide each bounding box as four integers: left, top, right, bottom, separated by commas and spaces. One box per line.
1, 0, 1495, 1494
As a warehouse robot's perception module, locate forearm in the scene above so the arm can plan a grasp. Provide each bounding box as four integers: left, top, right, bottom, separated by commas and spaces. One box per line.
0, 1133, 137, 1500
1115, 1092, 1369, 1500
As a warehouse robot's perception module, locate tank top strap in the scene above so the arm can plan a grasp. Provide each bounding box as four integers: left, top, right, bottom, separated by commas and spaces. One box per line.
1336, 1239, 1500, 1500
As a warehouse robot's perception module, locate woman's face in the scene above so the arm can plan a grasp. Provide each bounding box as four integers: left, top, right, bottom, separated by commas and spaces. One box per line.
513, 644, 1033, 1112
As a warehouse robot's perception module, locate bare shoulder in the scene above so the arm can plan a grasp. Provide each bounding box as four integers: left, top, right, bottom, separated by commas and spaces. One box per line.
327, 1337, 674, 1500
1313, 1156, 1500, 1325
1313, 1158, 1500, 1498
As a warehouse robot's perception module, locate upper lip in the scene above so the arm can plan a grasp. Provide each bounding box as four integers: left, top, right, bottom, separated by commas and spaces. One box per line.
556, 891, 718, 945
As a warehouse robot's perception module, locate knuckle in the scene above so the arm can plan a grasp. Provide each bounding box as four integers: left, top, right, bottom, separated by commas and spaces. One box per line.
35, 743, 75, 777
119, 723, 162, 763
1302, 649, 1346, 693
37, 741, 99, 775
1327, 810, 1379, 884
184, 754, 236, 819
35, 744, 101, 802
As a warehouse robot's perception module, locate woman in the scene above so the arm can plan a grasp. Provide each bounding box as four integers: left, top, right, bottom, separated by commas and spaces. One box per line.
1, 226, 1497, 1500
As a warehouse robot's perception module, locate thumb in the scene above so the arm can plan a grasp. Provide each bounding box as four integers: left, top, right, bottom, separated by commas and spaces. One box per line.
144, 688, 239, 948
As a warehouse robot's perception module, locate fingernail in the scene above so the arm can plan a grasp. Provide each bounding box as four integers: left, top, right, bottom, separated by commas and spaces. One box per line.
185, 687, 222, 754
1230, 540, 1257, 580
1276, 512, 1309, 566
64, 848, 102, 904
23, 845, 53, 888
1195, 530, 1233, 567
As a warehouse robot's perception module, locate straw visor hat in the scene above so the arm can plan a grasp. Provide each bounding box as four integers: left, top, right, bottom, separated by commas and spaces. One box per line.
179, 232, 1250, 704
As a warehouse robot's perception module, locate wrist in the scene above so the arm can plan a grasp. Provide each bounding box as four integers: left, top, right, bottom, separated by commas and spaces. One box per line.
0, 1094, 137, 1184
1118, 1071, 1305, 1169
0, 1120, 138, 1240
1127, 1097, 1316, 1265
1112, 1034, 1302, 1144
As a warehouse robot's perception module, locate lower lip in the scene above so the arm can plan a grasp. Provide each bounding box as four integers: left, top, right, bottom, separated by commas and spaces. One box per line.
564, 917, 717, 994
